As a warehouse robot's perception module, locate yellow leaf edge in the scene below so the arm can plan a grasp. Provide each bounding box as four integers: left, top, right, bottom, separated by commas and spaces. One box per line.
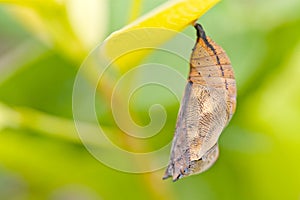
114, 0, 220, 36
103, 0, 220, 69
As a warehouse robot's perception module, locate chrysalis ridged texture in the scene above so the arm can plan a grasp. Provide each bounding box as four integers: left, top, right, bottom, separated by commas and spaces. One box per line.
163, 23, 237, 181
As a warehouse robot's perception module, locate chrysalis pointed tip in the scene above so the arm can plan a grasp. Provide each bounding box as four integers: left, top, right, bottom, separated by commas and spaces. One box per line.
162, 164, 173, 180
162, 173, 171, 180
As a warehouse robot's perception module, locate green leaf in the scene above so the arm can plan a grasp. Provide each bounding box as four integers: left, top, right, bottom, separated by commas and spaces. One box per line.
103, 0, 220, 70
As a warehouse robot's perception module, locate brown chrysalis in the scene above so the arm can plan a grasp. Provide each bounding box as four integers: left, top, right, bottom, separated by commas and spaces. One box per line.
163, 23, 236, 181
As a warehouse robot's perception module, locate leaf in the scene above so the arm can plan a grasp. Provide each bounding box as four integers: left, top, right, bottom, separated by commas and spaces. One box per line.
0, 0, 108, 61
102, 0, 220, 70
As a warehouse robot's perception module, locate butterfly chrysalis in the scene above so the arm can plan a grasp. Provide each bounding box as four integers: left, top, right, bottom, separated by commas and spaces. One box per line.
163, 23, 236, 181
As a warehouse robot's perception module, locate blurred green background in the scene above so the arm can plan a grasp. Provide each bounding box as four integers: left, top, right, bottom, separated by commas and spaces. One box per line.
0, 0, 300, 200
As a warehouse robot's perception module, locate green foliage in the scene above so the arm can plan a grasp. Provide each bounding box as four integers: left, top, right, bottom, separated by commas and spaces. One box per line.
0, 0, 300, 200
